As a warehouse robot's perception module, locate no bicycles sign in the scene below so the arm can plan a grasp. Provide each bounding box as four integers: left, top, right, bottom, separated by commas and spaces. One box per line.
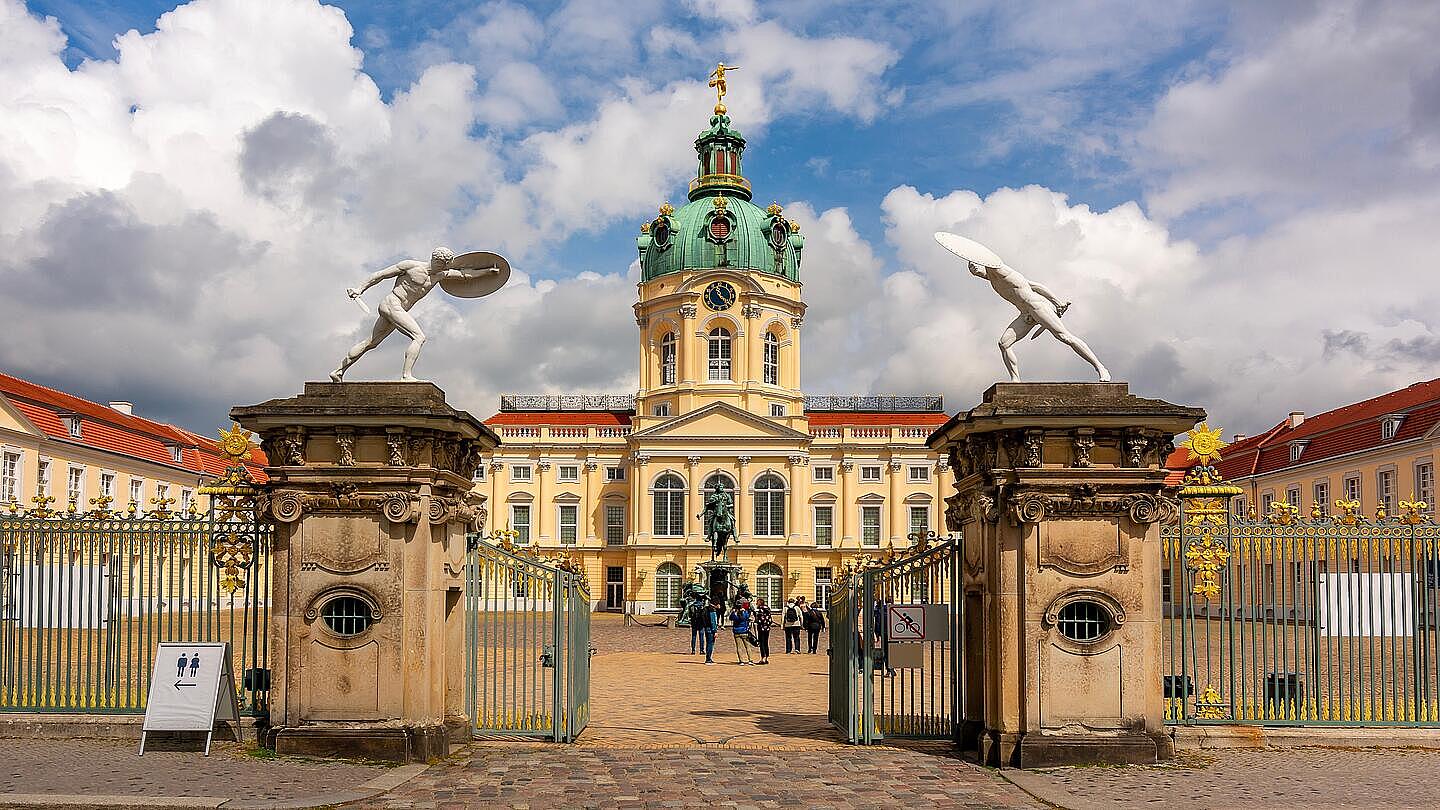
887, 604, 948, 642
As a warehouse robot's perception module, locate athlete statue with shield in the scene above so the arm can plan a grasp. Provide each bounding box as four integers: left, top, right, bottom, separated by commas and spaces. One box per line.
331, 246, 511, 382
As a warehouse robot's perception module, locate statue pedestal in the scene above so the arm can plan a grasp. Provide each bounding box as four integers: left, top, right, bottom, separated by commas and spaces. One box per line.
233, 382, 500, 763
929, 383, 1203, 768
697, 559, 743, 605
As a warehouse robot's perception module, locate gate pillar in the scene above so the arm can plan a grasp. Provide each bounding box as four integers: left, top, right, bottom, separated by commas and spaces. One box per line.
233, 382, 499, 762
929, 383, 1202, 767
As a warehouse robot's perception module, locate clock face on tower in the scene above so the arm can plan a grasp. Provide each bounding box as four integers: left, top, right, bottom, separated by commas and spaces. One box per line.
703, 281, 737, 311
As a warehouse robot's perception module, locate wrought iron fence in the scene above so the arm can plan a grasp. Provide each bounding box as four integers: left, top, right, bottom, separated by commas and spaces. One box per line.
1164, 427, 1439, 726
0, 432, 271, 716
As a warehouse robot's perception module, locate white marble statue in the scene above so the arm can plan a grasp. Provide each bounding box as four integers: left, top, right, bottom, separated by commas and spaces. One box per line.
331, 246, 510, 382
934, 232, 1109, 383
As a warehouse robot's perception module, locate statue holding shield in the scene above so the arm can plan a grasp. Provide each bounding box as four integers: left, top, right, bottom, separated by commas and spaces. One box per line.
331, 247, 511, 382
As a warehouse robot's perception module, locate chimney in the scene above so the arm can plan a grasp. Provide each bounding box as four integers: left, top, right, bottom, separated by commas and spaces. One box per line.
1233, 433, 1247, 443
109, 401, 134, 415
1288, 411, 1305, 429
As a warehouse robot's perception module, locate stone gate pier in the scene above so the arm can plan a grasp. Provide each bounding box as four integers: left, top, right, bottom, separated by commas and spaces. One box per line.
928, 383, 1203, 767
233, 382, 499, 762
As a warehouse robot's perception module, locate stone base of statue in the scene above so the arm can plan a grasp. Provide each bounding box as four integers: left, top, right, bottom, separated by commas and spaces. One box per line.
929, 382, 1203, 768
232, 382, 500, 763
697, 559, 743, 606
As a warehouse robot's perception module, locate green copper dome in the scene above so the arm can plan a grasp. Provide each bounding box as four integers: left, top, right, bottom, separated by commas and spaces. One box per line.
636, 111, 804, 282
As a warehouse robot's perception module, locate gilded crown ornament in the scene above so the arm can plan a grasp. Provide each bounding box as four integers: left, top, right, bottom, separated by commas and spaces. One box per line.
765, 202, 783, 217
659, 202, 675, 216
712, 195, 729, 211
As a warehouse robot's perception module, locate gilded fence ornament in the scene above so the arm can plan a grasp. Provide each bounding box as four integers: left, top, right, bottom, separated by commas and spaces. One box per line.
30, 492, 56, 519
1184, 536, 1231, 602
87, 495, 115, 520
1400, 499, 1431, 525
149, 496, 175, 521
1333, 498, 1362, 525
1267, 501, 1299, 526
1194, 685, 1228, 720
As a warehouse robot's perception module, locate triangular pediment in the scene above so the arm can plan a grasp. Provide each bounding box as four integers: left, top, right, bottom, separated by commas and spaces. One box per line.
630, 402, 810, 443
0, 394, 44, 438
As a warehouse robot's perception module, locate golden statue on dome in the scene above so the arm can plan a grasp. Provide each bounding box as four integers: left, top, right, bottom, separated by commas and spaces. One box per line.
708, 62, 739, 114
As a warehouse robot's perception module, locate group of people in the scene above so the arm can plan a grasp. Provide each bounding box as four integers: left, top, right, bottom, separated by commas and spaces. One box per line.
687, 595, 827, 665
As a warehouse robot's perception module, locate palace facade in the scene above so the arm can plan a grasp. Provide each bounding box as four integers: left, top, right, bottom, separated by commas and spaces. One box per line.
477, 102, 953, 613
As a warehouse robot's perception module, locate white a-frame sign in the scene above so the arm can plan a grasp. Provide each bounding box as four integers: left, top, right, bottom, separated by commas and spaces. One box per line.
140, 641, 241, 755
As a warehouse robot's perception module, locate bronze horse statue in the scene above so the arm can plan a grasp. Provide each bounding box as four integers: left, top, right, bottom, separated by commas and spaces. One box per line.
703, 479, 736, 561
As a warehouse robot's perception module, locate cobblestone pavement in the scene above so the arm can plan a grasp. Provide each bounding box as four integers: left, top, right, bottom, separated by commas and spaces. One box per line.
1006, 746, 1440, 809
349, 742, 1042, 810
0, 736, 391, 800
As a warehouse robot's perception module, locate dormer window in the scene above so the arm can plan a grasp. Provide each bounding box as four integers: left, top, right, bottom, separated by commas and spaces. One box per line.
168, 444, 183, 464
1381, 415, 1404, 441
64, 415, 81, 438
1289, 441, 1309, 463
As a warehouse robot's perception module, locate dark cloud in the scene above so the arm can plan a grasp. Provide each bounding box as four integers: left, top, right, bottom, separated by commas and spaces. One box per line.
1384, 335, 1440, 363
239, 111, 347, 207
1322, 329, 1370, 360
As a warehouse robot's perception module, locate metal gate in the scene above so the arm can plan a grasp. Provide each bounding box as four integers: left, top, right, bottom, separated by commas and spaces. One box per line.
464, 533, 590, 742
828, 534, 962, 743
1165, 429, 1440, 725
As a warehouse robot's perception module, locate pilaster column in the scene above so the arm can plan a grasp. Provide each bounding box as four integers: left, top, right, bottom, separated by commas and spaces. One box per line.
839, 460, 855, 547
735, 455, 751, 542
686, 455, 703, 544
888, 459, 904, 545
583, 459, 598, 542
536, 459, 551, 543
632, 452, 651, 543
935, 459, 950, 533
680, 304, 698, 384
489, 460, 505, 531
788, 454, 808, 546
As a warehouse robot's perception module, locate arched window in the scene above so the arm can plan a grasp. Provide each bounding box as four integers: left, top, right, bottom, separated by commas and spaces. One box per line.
756, 562, 783, 608
753, 472, 786, 536
708, 327, 732, 380
655, 562, 683, 611
660, 332, 677, 386
763, 332, 779, 385
653, 473, 686, 536
702, 472, 736, 539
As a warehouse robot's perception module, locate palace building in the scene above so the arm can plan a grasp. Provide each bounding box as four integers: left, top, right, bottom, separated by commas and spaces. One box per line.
477, 96, 953, 613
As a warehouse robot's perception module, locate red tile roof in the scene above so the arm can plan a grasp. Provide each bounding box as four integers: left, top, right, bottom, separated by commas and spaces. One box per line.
1173, 378, 1440, 482
1, 371, 267, 483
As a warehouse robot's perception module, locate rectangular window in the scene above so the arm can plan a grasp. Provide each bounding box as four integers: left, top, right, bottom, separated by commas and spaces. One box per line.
1234, 497, 1246, 517
1344, 475, 1361, 503
1313, 481, 1329, 515
65, 416, 81, 438
511, 464, 532, 482
0, 451, 19, 504
770, 403, 785, 417
100, 472, 116, 499
653, 403, 671, 417
605, 505, 625, 546
708, 331, 731, 380
558, 505, 578, 545
473, 465, 486, 482
511, 505, 531, 544
813, 466, 834, 483
558, 464, 579, 482
763, 335, 779, 385
66, 466, 84, 506
660, 337, 677, 385
169, 445, 183, 463
814, 567, 833, 609
129, 478, 143, 506
180, 489, 194, 514
861, 505, 881, 547
1378, 469, 1396, 514
1417, 461, 1435, 507
37, 458, 50, 496
156, 483, 170, 506
909, 506, 929, 538
814, 506, 833, 547
860, 466, 881, 482
1286, 487, 1299, 506
1382, 417, 1401, 441
1260, 491, 1274, 515
908, 465, 930, 483
605, 466, 625, 482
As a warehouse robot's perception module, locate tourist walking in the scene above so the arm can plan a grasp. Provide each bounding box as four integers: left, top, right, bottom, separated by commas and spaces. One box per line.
730, 600, 756, 665
873, 595, 895, 676
689, 596, 705, 655
804, 598, 826, 653
754, 597, 774, 664
782, 598, 803, 653
695, 598, 718, 664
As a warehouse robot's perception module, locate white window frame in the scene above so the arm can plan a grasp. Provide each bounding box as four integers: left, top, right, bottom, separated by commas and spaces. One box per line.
861, 505, 882, 547
1382, 416, 1403, 441
510, 464, 532, 482
156, 483, 170, 506
660, 332, 677, 386
813, 505, 834, 548
812, 465, 834, 483
1286, 486, 1299, 506
558, 504, 578, 545
763, 332, 779, 385
707, 327, 732, 381
1, 449, 21, 504
605, 504, 626, 546
65, 415, 81, 438
814, 567, 834, 609
1378, 468, 1396, 514
770, 403, 785, 418
168, 444, 183, 464
908, 465, 930, 483
510, 504, 532, 544
99, 471, 117, 500
653, 473, 687, 537
752, 473, 786, 537
180, 489, 194, 513
1344, 475, 1361, 503
860, 465, 881, 482
1417, 461, 1435, 507
756, 562, 783, 607
557, 464, 580, 483
129, 477, 144, 507
909, 505, 930, 538
473, 465, 486, 482
652, 403, 671, 417
1260, 491, 1274, 515
37, 457, 51, 496
655, 562, 683, 612
66, 465, 85, 506
605, 465, 626, 482
1313, 481, 1329, 514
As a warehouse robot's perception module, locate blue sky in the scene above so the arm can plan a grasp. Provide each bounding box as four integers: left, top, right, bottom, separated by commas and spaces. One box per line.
2, 0, 1437, 436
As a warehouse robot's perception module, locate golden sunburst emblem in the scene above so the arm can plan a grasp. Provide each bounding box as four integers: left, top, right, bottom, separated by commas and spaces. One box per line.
1183, 423, 1227, 465
217, 422, 255, 461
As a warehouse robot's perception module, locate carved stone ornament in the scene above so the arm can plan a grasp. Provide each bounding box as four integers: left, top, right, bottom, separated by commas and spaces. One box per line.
409, 435, 433, 466
428, 497, 451, 524
1023, 430, 1044, 467
1124, 431, 1149, 468
386, 431, 406, 466
1007, 489, 1177, 526
737, 455, 751, 466
1072, 430, 1095, 468
335, 429, 356, 467
839, 460, 855, 472
679, 304, 698, 319
584, 459, 599, 472
270, 490, 304, 523
537, 460, 552, 472
1042, 589, 1127, 634
788, 454, 809, 467
381, 491, 417, 523
687, 455, 703, 466
283, 430, 306, 465
790, 316, 804, 328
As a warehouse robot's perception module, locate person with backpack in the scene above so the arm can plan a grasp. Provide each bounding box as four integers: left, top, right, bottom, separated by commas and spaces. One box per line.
782, 598, 803, 654
804, 598, 827, 653
692, 597, 718, 664
729, 600, 756, 665
753, 597, 774, 664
